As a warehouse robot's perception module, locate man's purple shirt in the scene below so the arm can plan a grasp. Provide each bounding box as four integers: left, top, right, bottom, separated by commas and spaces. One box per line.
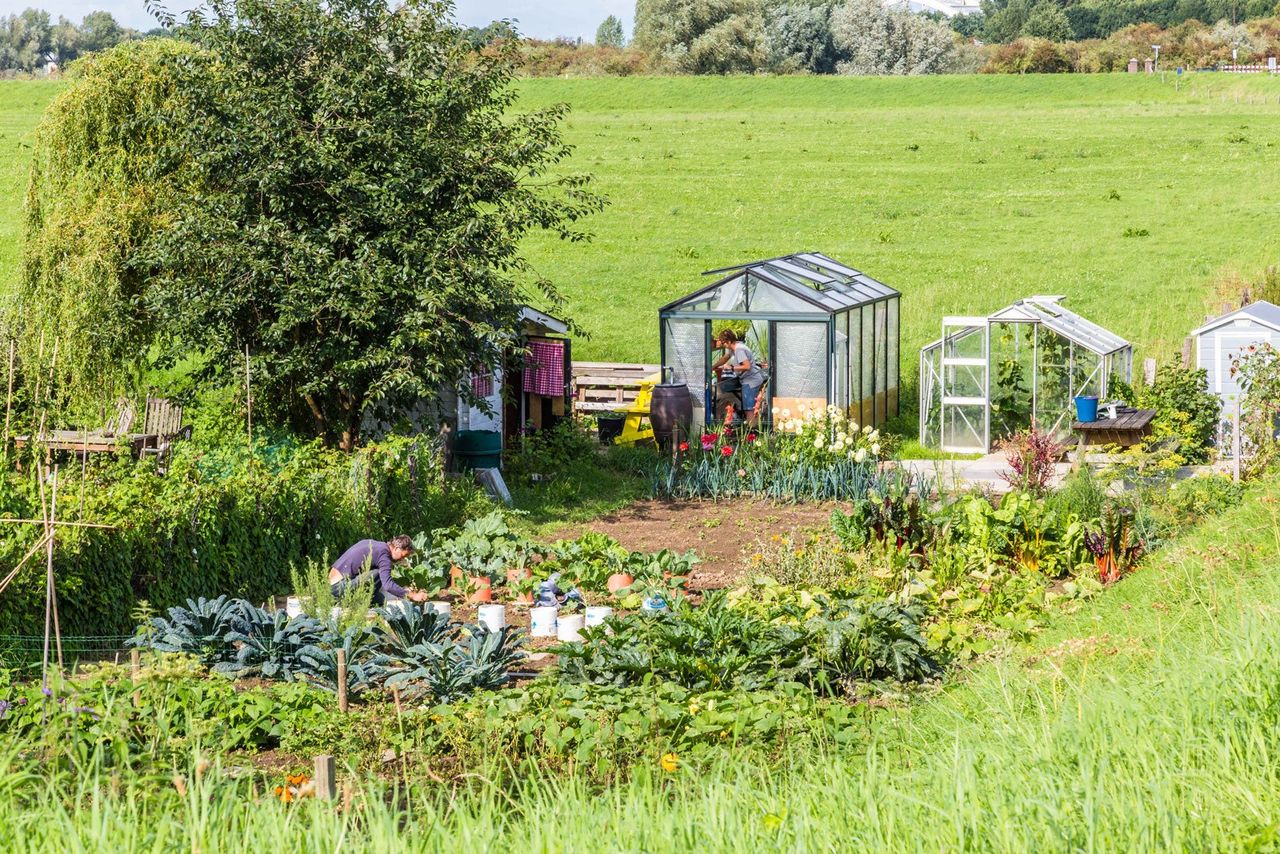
331, 539, 406, 599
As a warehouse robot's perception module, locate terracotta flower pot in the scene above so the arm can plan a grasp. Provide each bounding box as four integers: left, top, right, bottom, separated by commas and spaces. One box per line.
507, 567, 534, 605
451, 565, 494, 603
606, 572, 634, 594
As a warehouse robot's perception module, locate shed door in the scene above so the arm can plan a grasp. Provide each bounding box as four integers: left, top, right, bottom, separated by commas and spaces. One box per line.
1214, 328, 1270, 399
940, 318, 989, 454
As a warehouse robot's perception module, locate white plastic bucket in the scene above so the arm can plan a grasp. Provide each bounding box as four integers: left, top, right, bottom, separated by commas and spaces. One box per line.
286, 596, 304, 618
427, 601, 452, 619
557, 613, 586, 643
585, 606, 613, 627
530, 606, 558, 638
641, 594, 668, 613
478, 604, 506, 632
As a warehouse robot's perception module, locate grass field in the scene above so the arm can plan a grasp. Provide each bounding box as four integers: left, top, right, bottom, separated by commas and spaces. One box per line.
515, 74, 1280, 368
2, 75, 1279, 374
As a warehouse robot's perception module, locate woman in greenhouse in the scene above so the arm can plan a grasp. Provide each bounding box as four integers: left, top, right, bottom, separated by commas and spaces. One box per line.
714, 329, 765, 427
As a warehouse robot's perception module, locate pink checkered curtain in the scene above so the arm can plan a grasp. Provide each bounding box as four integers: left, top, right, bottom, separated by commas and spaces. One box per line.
523, 339, 565, 397
470, 367, 493, 399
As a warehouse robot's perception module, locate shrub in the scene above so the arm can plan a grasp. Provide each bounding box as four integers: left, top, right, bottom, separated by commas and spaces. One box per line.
1113, 361, 1219, 465
996, 427, 1066, 495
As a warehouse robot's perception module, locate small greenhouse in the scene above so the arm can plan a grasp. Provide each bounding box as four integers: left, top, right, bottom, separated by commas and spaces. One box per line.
659, 253, 901, 428
919, 296, 1133, 453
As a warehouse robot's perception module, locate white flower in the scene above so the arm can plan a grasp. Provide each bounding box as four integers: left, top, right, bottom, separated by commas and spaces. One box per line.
869, 429, 880, 441
814, 436, 825, 449
847, 450, 855, 459
780, 408, 791, 418
850, 422, 859, 432
833, 439, 845, 452
854, 448, 868, 463
863, 425, 872, 434
871, 443, 881, 456
837, 431, 848, 443
799, 404, 809, 414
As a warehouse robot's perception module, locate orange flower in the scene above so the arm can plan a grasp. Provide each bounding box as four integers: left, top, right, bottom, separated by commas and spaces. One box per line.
660, 752, 679, 773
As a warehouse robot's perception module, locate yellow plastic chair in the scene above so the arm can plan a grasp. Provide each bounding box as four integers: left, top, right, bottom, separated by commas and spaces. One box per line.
613, 373, 660, 446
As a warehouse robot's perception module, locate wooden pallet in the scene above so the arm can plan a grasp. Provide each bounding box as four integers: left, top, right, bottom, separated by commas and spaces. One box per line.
571, 361, 660, 413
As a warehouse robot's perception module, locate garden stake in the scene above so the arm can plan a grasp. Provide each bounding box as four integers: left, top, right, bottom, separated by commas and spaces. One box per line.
1, 339, 12, 463
391, 685, 403, 716
0, 532, 53, 596
244, 345, 253, 461
313, 755, 336, 800
336, 648, 348, 712
130, 648, 141, 707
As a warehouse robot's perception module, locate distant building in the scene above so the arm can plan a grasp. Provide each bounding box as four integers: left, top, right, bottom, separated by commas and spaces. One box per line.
884, 0, 982, 16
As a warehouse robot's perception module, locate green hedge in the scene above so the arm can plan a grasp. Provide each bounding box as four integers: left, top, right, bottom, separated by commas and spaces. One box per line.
0, 436, 487, 637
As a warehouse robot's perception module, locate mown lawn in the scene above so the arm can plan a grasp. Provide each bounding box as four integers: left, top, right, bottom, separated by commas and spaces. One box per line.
516, 74, 1280, 368
0, 81, 60, 300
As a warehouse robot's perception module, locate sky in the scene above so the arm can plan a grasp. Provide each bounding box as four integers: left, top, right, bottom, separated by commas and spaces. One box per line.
0, 1, 637, 41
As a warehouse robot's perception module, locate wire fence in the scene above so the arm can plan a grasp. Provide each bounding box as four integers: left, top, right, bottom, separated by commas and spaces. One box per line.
0, 634, 133, 668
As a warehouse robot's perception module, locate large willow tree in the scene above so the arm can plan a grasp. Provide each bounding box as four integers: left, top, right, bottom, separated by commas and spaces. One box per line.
17, 38, 200, 421
18, 0, 600, 448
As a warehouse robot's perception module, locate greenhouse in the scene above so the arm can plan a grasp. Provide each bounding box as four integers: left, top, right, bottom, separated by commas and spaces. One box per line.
659, 252, 901, 429
919, 296, 1133, 453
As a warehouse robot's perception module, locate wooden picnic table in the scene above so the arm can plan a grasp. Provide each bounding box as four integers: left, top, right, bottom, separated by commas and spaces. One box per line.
1072, 407, 1156, 447
13, 430, 159, 455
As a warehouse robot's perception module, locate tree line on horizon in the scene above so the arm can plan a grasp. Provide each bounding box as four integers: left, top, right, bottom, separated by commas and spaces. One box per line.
0, 8, 161, 73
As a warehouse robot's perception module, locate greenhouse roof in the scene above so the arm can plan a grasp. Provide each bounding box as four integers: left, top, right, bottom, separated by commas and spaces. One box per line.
659, 252, 898, 316
920, 296, 1131, 357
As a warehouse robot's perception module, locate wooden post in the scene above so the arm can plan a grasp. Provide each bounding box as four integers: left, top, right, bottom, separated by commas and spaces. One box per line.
1181, 336, 1194, 367
2, 339, 13, 462
244, 345, 253, 461
1232, 397, 1242, 483
1143, 358, 1157, 386
391, 685, 403, 716
131, 648, 141, 707
336, 648, 348, 712
313, 754, 336, 800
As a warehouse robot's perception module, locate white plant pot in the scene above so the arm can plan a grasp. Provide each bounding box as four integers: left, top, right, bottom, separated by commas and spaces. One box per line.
557, 614, 586, 643
585, 606, 613, 627
530, 606, 558, 638
286, 596, 304, 618
427, 601, 452, 619
478, 604, 507, 632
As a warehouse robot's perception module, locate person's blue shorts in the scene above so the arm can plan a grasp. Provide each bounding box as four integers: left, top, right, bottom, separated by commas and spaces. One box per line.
741, 381, 763, 413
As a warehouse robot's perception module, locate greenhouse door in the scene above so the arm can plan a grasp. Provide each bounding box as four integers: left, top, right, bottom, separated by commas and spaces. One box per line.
940, 318, 989, 454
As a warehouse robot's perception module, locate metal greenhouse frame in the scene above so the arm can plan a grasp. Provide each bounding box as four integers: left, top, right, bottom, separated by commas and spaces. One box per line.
659, 252, 901, 429
919, 296, 1133, 454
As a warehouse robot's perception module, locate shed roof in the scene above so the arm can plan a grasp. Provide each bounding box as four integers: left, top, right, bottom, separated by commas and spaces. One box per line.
660, 252, 898, 316
1190, 300, 1280, 337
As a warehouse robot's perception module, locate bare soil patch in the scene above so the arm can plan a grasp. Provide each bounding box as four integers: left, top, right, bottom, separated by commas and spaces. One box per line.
549, 498, 845, 592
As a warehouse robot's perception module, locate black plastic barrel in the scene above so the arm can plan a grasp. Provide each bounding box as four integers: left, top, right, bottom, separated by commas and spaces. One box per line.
650, 383, 694, 447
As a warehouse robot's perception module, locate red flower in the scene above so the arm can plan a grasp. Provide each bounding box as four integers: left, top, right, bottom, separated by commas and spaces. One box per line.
721, 445, 734, 457
678, 441, 689, 452
702, 432, 720, 442
745, 433, 757, 443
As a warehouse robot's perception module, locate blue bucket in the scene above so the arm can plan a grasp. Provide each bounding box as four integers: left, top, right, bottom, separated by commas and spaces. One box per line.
1074, 395, 1099, 423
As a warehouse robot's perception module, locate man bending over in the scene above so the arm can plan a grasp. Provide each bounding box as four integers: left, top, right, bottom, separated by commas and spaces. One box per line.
328, 535, 427, 605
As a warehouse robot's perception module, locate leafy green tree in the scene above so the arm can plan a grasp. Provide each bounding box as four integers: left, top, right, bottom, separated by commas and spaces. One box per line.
596, 14, 626, 47
950, 11, 986, 37
634, 0, 767, 73
1022, 1, 1072, 39
830, 0, 954, 74
19, 0, 601, 449
980, 0, 1032, 42
1, 8, 53, 71
764, 1, 837, 73
80, 10, 125, 52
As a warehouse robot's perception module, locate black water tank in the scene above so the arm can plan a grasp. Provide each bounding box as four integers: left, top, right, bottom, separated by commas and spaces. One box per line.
650, 383, 694, 447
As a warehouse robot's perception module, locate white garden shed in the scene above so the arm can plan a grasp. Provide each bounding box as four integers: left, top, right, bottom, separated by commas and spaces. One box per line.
1191, 300, 1280, 407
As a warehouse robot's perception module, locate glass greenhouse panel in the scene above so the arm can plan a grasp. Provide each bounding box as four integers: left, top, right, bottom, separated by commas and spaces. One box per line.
920, 343, 942, 447
663, 318, 707, 425
861, 305, 874, 427
887, 299, 899, 417
836, 312, 850, 410
875, 301, 888, 424
746, 276, 820, 313
775, 321, 829, 415
990, 322, 1035, 440
944, 404, 987, 452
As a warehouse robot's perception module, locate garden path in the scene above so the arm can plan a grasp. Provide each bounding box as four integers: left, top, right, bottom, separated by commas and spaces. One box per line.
899, 454, 1072, 494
